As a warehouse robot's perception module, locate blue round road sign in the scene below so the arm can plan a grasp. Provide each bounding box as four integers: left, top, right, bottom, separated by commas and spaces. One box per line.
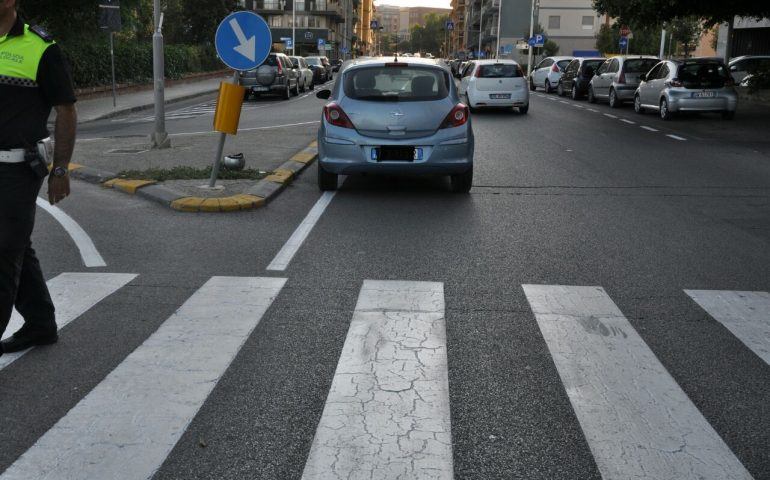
215, 11, 271, 71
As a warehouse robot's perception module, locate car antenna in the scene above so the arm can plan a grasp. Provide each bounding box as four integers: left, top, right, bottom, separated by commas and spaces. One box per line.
394, 53, 399, 62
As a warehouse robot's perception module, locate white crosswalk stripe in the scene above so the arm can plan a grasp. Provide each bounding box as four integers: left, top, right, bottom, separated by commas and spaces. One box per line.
0, 272, 137, 370
522, 284, 753, 480
0, 276, 286, 480
3, 276, 766, 479
123, 102, 265, 123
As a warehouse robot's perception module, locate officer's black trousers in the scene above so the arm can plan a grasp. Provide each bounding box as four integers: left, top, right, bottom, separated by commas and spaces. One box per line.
0, 163, 56, 339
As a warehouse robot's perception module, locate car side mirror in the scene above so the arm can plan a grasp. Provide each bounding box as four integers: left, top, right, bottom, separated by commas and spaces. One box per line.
316, 89, 332, 100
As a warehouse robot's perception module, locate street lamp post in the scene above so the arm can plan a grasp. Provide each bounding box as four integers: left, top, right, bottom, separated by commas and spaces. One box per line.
495, 0, 502, 59
292, 0, 296, 56
478, 5, 483, 58
150, 0, 169, 149
526, 0, 536, 77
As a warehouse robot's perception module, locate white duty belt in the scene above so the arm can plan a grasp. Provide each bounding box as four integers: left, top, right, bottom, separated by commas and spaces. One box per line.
0, 149, 26, 163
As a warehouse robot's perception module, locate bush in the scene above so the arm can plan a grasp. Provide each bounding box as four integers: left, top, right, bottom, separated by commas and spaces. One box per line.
60, 37, 221, 89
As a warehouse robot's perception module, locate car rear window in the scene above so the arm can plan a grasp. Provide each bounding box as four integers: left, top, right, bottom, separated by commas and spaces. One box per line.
678, 62, 729, 88
478, 63, 523, 78
557, 60, 571, 70
343, 66, 449, 101
305, 57, 322, 66
625, 59, 658, 73
583, 59, 604, 70
261, 55, 279, 67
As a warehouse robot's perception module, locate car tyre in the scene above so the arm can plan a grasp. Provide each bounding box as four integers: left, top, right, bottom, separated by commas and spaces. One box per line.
721, 110, 735, 120
309, 79, 315, 91
519, 105, 529, 114
557, 82, 564, 96
587, 86, 596, 103
633, 94, 644, 114
529, 77, 536, 91
571, 84, 580, 100
318, 162, 338, 191
450, 168, 473, 193
283, 84, 291, 100
299, 79, 306, 93
545, 80, 552, 93
660, 98, 673, 120
608, 88, 619, 108
292, 80, 300, 96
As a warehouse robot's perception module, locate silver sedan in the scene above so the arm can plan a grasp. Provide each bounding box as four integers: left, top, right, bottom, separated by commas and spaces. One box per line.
315, 57, 475, 192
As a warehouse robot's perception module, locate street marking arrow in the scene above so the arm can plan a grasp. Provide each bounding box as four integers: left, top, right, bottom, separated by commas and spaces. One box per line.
229, 18, 256, 62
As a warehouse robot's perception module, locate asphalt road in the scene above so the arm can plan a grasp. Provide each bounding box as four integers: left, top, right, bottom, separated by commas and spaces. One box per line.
1, 88, 769, 479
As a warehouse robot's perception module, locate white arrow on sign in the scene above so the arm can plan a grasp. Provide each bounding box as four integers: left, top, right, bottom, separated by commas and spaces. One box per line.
229, 18, 256, 62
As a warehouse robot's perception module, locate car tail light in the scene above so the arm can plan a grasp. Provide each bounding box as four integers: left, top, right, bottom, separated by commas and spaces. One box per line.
276, 60, 283, 75
440, 103, 469, 128
474, 67, 482, 78
667, 79, 683, 87
551, 63, 560, 73
323, 102, 354, 129
618, 71, 626, 83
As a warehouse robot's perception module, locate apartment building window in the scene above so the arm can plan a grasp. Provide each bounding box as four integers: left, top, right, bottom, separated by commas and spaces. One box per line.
270, 16, 283, 27
582, 16, 593, 29
308, 16, 320, 28
548, 16, 560, 29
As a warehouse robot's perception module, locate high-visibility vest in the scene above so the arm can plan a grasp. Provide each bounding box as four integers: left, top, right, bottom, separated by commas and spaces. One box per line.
0, 23, 54, 86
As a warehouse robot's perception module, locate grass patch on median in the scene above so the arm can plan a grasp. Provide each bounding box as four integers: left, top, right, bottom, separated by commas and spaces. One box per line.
116, 166, 268, 181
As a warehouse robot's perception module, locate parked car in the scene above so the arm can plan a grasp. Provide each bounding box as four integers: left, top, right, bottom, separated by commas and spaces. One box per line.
314, 57, 474, 192
458, 59, 529, 113
728, 55, 770, 84
240, 52, 300, 100
331, 59, 343, 73
529, 56, 573, 93
557, 57, 606, 99
633, 57, 737, 120
305, 55, 332, 84
289, 56, 314, 92
588, 55, 660, 107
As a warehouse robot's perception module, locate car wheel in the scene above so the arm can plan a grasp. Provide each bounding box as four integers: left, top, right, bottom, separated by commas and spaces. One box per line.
465, 93, 476, 113
292, 80, 300, 96
633, 94, 644, 114
608, 88, 619, 108
587, 86, 596, 103
519, 105, 529, 114
545, 80, 552, 93
318, 162, 338, 191
557, 82, 564, 96
309, 79, 315, 91
300, 79, 306, 93
243, 90, 250, 102
529, 77, 536, 91
722, 110, 735, 120
450, 167, 473, 193
283, 84, 291, 100
571, 84, 579, 100
660, 98, 673, 120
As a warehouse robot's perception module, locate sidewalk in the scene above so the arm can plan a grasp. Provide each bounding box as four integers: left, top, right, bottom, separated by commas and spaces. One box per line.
68, 75, 319, 212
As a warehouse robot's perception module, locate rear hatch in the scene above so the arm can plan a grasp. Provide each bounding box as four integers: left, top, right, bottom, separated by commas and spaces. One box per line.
339, 65, 456, 139
622, 58, 659, 86
678, 61, 731, 89
474, 63, 525, 91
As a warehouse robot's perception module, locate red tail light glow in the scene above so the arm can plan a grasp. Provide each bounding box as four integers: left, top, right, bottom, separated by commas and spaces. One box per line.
551, 63, 560, 73
474, 67, 482, 78
440, 103, 470, 128
618, 72, 626, 84
667, 79, 683, 88
276, 60, 283, 75
323, 103, 354, 128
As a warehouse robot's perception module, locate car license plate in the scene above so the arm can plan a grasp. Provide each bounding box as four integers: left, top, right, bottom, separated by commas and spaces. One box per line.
490, 93, 511, 99
373, 146, 422, 161
692, 91, 716, 98
252, 86, 269, 92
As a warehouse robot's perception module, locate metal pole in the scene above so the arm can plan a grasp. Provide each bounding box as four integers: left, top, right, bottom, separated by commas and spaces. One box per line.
526, 0, 535, 77
659, 26, 666, 58
208, 71, 241, 188
110, 32, 117, 107
495, 0, 502, 59
292, 0, 296, 55
150, 0, 169, 149
478, 6, 483, 58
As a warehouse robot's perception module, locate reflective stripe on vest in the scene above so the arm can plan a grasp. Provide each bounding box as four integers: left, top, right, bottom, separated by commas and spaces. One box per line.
0, 24, 53, 86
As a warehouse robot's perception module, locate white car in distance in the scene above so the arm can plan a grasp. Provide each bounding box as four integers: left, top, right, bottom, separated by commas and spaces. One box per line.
458, 59, 530, 114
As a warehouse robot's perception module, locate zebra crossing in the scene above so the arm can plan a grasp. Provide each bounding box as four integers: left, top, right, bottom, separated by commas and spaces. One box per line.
1, 273, 767, 479
121, 101, 266, 124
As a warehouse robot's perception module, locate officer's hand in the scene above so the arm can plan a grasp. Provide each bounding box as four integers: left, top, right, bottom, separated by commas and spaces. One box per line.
48, 176, 70, 205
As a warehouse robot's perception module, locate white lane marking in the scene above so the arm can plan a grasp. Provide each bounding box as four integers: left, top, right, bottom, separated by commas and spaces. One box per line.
560, 100, 569, 104
548, 97, 557, 101
572, 103, 583, 108
685, 290, 770, 366
302, 280, 452, 480
522, 285, 753, 480
587, 108, 599, 112
36, 198, 106, 267
603, 113, 618, 119
620, 119, 635, 124
667, 134, 687, 141
1, 276, 286, 480
0, 273, 137, 370
267, 191, 336, 271
171, 120, 320, 138
641, 125, 659, 132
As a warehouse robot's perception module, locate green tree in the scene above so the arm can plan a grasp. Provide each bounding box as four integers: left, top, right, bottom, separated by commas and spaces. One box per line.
595, 21, 663, 55
669, 16, 705, 58
592, 0, 770, 26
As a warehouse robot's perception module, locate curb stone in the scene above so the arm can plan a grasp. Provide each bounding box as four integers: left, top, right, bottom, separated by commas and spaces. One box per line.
70, 141, 318, 213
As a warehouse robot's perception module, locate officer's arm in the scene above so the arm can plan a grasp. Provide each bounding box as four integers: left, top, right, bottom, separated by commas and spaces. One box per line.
52, 103, 77, 168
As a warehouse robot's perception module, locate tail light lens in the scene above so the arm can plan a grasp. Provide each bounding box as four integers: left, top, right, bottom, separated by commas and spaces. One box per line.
440, 103, 469, 128
323, 102, 354, 129
276, 60, 283, 75
667, 79, 683, 88
516, 66, 524, 77
474, 67, 482, 78
618, 72, 626, 84
551, 63, 560, 73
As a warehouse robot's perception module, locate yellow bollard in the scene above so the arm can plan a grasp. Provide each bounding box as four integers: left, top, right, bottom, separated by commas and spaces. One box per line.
213, 81, 246, 135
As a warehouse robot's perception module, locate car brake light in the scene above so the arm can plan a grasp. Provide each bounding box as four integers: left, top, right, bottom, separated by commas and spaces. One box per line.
276, 60, 283, 75
551, 63, 560, 73
667, 79, 683, 87
618, 72, 626, 84
474, 67, 482, 78
323, 103, 354, 129
440, 103, 469, 128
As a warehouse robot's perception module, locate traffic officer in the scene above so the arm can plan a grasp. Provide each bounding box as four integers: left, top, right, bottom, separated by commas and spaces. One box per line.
0, 0, 77, 356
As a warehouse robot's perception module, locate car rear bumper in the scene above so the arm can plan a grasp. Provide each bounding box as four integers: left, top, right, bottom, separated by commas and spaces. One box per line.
668, 91, 738, 112
614, 85, 638, 101
468, 89, 529, 107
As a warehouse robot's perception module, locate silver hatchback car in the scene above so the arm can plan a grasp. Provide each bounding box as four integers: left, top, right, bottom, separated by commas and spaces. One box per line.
634, 58, 738, 120
315, 57, 475, 192
588, 55, 660, 107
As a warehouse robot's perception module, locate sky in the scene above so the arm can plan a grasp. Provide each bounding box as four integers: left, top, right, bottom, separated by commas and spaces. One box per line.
374, 0, 452, 9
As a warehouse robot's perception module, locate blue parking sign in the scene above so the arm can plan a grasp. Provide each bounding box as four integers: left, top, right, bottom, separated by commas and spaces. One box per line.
619, 37, 628, 49
215, 11, 271, 71
317, 38, 325, 49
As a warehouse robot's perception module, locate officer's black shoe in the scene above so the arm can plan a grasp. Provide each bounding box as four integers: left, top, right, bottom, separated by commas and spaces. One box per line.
0, 329, 58, 353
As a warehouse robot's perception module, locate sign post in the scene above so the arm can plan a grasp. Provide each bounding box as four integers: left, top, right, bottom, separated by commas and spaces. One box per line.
209, 12, 271, 188
98, 0, 121, 108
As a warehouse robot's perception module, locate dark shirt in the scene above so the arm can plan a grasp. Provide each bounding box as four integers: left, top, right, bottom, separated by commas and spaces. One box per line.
0, 16, 76, 150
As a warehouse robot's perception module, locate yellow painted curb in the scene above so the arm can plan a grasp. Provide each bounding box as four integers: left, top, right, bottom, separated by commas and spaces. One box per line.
309, 141, 318, 148
103, 178, 156, 194
291, 151, 316, 164
231, 194, 265, 210
218, 197, 241, 212
200, 198, 222, 212
68, 163, 85, 171
170, 197, 205, 212
263, 168, 294, 184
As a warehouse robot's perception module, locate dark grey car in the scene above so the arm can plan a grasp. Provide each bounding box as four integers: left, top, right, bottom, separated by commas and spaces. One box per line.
588, 55, 660, 107
240, 53, 300, 100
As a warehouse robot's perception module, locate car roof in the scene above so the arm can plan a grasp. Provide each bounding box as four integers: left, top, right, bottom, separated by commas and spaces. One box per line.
729, 55, 770, 63
344, 56, 444, 68
546, 56, 573, 60
671, 57, 727, 64
471, 59, 520, 65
